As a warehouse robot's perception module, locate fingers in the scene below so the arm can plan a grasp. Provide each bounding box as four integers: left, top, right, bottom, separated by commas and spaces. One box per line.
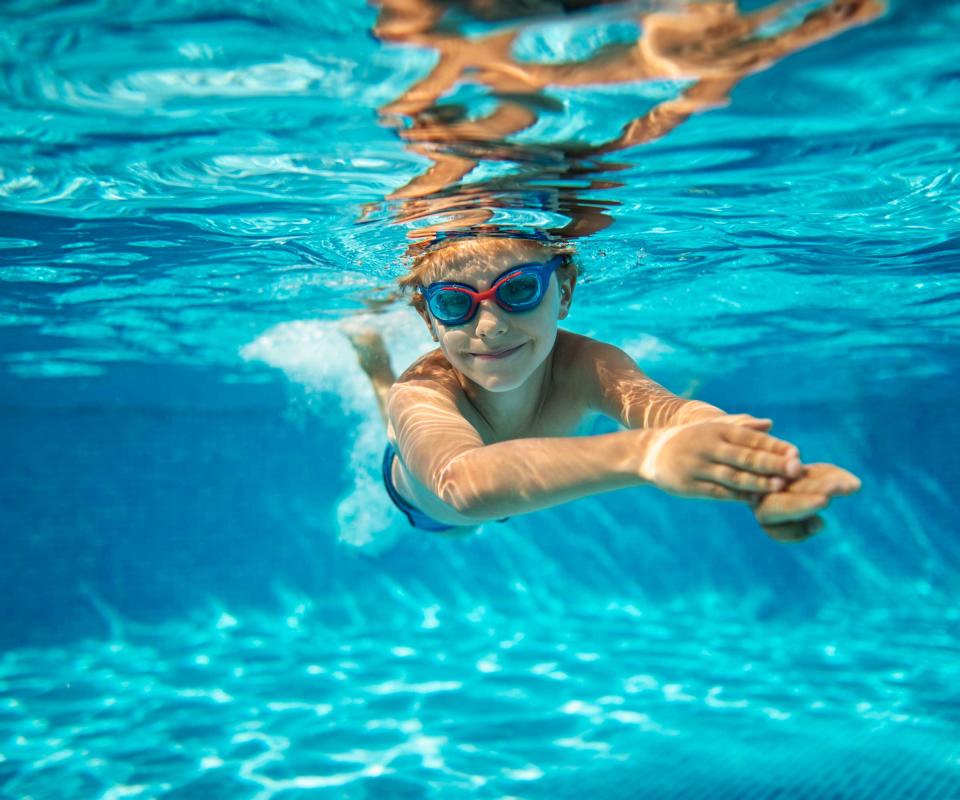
753, 492, 829, 524
700, 463, 789, 493
790, 463, 862, 496
689, 480, 758, 502
709, 443, 802, 480
712, 414, 773, 430
722, 424, 799, 458
736, 420, 773, 431
761, 516, 825, 543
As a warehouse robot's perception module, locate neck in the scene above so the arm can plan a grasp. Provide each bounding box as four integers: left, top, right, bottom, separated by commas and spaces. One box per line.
457, 347, 554, 441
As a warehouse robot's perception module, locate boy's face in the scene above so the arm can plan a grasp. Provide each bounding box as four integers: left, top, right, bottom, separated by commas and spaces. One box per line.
416, 238, 575, 392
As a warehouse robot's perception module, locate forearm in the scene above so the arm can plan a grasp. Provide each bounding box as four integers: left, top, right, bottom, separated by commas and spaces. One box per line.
442, 429, 656, 520
624, 394, 728, 428
670, 399, 729, 425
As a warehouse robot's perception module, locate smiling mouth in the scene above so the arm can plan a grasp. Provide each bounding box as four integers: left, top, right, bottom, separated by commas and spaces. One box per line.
470, 342, 525, 360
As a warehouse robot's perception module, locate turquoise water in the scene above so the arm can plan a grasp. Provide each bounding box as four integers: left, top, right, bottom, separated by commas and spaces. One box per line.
1, 0, 959, 797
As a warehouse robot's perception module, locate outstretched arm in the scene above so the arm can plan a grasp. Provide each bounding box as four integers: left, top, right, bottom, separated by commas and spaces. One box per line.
388, 376, 651, 522
388, 354, 797, 524
576, 335, 862, 539
577, 336, 733, 429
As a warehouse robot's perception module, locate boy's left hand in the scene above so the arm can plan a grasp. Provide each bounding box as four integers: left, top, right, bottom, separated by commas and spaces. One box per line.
747, 463, 861, 543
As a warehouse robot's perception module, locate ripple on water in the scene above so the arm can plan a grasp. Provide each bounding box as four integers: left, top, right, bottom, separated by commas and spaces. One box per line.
8, 360, 106, 378
0, 266, 90, 284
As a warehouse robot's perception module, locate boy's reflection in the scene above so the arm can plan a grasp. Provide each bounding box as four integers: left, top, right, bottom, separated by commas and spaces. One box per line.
371, 0, 883, 211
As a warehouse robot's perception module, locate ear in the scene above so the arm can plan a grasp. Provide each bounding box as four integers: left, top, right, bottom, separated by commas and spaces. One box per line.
557, 272, 576, 320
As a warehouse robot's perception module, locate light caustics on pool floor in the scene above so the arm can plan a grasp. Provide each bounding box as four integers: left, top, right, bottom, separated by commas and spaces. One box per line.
1, 602, 957, 799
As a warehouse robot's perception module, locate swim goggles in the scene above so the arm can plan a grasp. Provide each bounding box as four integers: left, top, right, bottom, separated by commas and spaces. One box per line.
418, 255, 565, 326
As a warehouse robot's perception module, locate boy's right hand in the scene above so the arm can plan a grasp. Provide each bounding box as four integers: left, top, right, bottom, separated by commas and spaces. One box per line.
638, 418, 802, 501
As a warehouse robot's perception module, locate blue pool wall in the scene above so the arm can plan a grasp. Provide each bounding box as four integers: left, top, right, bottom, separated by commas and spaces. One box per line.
3, 354, 956, 651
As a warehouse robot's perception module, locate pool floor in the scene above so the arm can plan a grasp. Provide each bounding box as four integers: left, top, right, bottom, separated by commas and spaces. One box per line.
2, 601, 957, 799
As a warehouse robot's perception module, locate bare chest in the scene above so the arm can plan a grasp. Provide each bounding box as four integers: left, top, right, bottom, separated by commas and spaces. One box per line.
458, 388, 588, 443
458, 335, 590, 442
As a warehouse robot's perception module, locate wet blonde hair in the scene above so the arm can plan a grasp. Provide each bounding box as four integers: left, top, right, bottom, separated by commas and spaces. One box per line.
397, 235, 580, 315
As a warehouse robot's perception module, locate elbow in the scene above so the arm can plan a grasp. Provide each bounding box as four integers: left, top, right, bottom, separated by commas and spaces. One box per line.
435, 459, 485, 518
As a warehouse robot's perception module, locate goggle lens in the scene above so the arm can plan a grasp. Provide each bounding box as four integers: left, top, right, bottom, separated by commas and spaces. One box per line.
497, 272, 540, 306
431, 290, 472, 320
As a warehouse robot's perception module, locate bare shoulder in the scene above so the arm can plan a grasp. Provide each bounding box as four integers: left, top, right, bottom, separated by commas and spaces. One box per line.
554, 330, 635, 384
393, 347, 460, 391
553, 331, 655, 417
385, 348, 477, 444
523, 330, 615, 431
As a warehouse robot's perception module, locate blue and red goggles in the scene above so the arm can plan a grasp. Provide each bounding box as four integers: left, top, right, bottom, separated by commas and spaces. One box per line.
418, 255, 565, 326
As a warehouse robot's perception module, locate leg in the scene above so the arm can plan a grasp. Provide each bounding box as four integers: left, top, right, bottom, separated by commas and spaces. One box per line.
680, 377, 701, 400
342, 325, 396, 424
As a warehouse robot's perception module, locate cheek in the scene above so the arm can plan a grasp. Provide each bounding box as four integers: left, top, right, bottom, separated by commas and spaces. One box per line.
527, 290, 561, 330
438, 329, 470, 357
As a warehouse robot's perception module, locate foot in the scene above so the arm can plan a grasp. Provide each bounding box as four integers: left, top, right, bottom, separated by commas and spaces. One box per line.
340, 323, 395, 382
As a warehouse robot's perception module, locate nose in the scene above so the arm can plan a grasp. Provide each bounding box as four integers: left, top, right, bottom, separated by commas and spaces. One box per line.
474, 298, 508, 339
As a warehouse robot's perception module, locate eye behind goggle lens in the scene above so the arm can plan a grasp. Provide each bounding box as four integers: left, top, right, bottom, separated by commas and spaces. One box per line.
431, 290, 471, 321
498, 273, 540, 306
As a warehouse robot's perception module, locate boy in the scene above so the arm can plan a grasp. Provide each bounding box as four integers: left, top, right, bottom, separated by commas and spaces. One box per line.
346, 234, 861, 541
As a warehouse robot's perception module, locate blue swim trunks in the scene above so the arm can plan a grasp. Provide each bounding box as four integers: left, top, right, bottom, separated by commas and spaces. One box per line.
381, 442, 509, 532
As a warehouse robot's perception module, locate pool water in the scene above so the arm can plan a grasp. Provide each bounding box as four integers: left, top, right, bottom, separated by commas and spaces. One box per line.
3, 603, 957, 798
1, 0, 958, 797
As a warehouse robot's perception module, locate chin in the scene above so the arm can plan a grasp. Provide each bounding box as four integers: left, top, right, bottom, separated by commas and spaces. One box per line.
473, 373, 527, 391
461, 360, 539, 392
449, 342, 547, 389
